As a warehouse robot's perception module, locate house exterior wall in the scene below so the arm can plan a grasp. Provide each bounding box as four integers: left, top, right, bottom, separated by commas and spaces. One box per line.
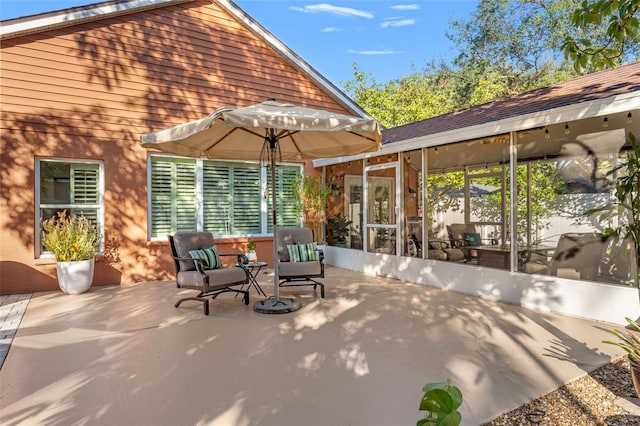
0, 0, 355, 294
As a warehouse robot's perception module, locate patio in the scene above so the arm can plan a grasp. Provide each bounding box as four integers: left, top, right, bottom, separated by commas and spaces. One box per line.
0, 266, 625, 425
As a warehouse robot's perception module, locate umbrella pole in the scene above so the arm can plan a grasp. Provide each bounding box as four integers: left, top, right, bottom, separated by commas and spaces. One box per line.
271, 139, 280, 301
254, 132, 301, 314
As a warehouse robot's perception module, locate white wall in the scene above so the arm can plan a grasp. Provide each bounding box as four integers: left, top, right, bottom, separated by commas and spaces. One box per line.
323, 246, 639, 325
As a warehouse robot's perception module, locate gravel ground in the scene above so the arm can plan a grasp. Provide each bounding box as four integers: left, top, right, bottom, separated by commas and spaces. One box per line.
483, 357, 640, 426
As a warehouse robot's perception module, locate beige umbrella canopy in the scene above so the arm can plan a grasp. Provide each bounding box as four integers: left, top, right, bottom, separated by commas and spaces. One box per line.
140, 99, 381, 313
140, 100, 381, 160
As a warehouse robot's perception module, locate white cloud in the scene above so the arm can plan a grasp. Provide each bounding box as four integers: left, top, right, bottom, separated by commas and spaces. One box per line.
321, 27, 342, 32
391, 4, 420, 10
380, 18, 416, 28
348, 49, 399, 55
289, 4, 374, 19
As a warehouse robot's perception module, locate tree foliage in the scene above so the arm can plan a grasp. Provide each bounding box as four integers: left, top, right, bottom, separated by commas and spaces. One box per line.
446, 0, 582, 106
563, 0, 639, 71
343, 0, 587, 123
342, 63, 456, 128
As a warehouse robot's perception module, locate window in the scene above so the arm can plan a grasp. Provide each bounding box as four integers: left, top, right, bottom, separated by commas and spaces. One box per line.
203, 160, 261, 235
149, 156, 302, 239
266, 164, 302, 232
36, 159, 103, 257
150, 157, 197, 237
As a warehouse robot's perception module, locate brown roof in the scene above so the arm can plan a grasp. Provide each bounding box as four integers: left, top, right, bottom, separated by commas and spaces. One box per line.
382, 62, 640, 145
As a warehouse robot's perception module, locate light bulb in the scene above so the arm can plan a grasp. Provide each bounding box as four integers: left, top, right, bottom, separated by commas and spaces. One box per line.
602, 116, 609, 128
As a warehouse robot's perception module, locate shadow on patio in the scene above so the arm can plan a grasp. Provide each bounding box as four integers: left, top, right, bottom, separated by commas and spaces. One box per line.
0, 266, 623, 425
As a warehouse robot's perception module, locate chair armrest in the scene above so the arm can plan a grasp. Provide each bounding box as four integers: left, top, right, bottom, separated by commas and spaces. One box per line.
451, 239, 466, 248
172, 255, 208, 273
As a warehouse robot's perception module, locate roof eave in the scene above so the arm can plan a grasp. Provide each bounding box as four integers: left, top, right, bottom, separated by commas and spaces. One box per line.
0, 0, 193, 40
312, 90, 640, 167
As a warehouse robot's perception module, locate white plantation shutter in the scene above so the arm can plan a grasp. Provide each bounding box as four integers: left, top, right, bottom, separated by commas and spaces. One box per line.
70, 164, 99, 224
231, 164, 262, 234
203, 162, 231, 235
150, 157, 196, 238
149, 156, 302, 238
71, 165, 99, 204
267, 165, 302, 232
203, 161, 261, 236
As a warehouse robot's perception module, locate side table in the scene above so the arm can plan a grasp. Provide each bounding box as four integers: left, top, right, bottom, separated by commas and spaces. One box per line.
240, 261, 268, 297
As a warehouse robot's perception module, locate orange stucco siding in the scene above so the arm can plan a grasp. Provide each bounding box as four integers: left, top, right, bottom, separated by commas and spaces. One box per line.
0, 0, 354, 294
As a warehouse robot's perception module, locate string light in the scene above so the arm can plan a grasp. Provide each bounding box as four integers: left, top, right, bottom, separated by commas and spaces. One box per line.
544, 127, 550, 139
602, 116, 609, 128
628, 112, 633, 123
564, 123, 570, 135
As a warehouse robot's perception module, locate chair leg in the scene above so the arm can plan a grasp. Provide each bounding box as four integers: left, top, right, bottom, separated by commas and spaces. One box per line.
175, 297, 210, 315
279, 279, 325, 298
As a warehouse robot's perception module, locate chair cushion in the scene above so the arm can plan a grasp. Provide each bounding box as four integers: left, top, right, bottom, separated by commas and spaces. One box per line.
287, 243, 318, 262
277, 227, 314, 261
444, 248, 465, 262
279, 260, 321, 277
287, 244, 301, 262
429, 240, 445, 250
464, 232, 482, 247
177, 266, 246, 288
427, 249, 448, 261
189, 246, 221, 270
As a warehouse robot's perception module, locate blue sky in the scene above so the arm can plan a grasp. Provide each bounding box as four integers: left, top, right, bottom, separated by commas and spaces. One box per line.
0, 0, 479, 89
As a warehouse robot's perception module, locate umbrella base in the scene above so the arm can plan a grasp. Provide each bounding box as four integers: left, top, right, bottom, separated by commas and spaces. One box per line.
253, 297, 301, 314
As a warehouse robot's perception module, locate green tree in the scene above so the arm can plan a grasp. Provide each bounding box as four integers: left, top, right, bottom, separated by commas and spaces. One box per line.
426, 172, 465, 226
563, 0, 639, 71
343, 1, 582, 122
447, 0, 581, 106
342, 63, 456, 128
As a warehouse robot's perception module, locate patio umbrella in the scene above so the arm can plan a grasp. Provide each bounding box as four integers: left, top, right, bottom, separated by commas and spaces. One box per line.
140, 99, 381, 313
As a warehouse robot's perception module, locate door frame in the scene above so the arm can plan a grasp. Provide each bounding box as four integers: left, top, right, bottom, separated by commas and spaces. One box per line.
363, 162, 400, 255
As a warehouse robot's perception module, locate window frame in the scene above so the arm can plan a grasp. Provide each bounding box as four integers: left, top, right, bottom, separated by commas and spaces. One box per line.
147, 154, 303, 241
35, 157, 105, 259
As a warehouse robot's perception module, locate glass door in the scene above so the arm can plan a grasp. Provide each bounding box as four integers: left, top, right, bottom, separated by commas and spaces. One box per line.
364, 164, 399, 254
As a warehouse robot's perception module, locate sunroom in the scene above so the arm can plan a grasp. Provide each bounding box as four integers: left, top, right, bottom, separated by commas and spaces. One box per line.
315, 64, 640, 324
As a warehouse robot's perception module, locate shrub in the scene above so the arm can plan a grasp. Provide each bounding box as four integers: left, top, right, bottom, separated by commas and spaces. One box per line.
41, 210, 100, 261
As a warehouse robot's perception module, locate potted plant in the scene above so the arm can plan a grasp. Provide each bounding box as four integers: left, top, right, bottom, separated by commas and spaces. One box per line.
246, 236, 257, 263
603, 317, 640, 398
41, 210, 100, 294
418, 379, 463, 426
327, 213, 352, 247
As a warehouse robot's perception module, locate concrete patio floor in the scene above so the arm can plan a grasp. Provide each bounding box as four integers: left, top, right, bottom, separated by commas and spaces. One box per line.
0, 266, 625, 425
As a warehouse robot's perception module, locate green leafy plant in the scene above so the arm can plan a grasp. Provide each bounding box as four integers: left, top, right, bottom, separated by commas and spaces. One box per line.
293, 175, 331, 243
41, 210, 100, 261
327, 213, 352, 245
603, 317, 640, 361
418, 379, 463, 426
247, 236, 256, 252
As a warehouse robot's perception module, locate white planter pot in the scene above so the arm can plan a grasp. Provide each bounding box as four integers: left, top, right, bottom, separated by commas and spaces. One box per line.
247, 251, 258, 263
56, 259, 95, 294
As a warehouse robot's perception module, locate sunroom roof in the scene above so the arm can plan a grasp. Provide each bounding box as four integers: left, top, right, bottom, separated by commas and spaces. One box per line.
383, 62, 640, 146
